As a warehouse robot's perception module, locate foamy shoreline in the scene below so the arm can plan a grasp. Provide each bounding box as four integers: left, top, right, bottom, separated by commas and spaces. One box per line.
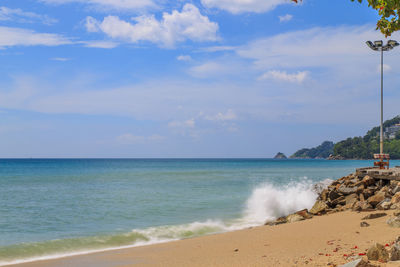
1, 178, 323, 266
6, 210, 400, 267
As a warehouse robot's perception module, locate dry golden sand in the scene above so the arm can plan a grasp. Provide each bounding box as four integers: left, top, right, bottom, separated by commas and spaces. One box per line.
8, 210, 400, 267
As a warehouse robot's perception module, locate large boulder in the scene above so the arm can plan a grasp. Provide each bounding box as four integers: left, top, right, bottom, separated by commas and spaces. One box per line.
286, 213, 305, 223
309, 200, 328, 215
352, 201, 373, 211
295, 209, 313, 219
265, 216, 287, 226
362, 213, 387, 220
338, 185, 358, 195
387, 216, 400, 228
345, 193, 358, 205
392, 192, 400, 204
367, 243, 389, 262
328, 190, 341, 202
363, 175, 375, 186
367, 192, 386, 207
390, 243, 400, 261
339, 258, 376, 267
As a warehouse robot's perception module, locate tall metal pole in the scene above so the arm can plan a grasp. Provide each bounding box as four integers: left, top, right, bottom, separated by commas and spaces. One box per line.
380, 48, 384, 154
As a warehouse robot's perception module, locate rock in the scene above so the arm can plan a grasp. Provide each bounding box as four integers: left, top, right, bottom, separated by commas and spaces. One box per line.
332, 196, 346, 206
362, 189, 374, 199
361, 212, 387, 220
295, 209, 313, 219
363, 175, 375, 186
338, 185, 358, 195
392, 192, 400, 204
387, 216, 400, 228
352, 201, 373, 211
328, 190, 341, 202
360, 221, 370, 227
367, 192, 385, 207
345, 193, 359, 205
339, 258, 376, 267
286, 213, 305, 223
320, 189, 328, 201
367, 243, 389, 262
265, 216, 287, 226
273, 152, 287, 159
392, 185, 400, 195
390, 243, 400, 261
309, 200, 328, 215
377, 201, 391, 210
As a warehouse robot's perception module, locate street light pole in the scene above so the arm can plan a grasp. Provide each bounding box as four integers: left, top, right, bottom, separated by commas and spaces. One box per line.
381, 46, 383, 154
366, 40, 399, 156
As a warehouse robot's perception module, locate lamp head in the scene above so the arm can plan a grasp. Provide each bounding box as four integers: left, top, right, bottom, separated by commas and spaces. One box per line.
388, 40, 399, 47
366, 41, 378, 51
374, 40, 383, 47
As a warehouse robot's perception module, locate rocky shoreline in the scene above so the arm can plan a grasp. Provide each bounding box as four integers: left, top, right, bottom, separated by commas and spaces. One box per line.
265, 170, 400, 266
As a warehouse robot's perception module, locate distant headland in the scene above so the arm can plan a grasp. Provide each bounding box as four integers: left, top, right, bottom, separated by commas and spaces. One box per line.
288, 115, 400, 160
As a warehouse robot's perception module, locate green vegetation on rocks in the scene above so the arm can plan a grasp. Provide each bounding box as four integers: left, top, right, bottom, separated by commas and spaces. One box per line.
291, 141, 334, 159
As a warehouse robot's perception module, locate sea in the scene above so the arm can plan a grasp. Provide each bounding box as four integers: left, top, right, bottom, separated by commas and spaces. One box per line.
0, 158, 395, 266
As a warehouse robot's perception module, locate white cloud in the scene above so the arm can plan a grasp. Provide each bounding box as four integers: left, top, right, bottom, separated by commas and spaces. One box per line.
0, 6, 57, 25
279, 14, 293, 23
201, 0, 291, 14
189, 62, 226, 77
82, 40, 119, 48
188, 60, 243, 78
205, 109, 237, 121
177, 55, 192, 61
85, 4, 219, 47
200, 46, 236, 52
50, 57, 70, 61
116, 133, 165, 144
236, 25, 382, 70
0, 26, 71, 48
258, 70, 309, 83
379, 64, 392, 73
40, 0, 157, 11
168, 119, 195, 129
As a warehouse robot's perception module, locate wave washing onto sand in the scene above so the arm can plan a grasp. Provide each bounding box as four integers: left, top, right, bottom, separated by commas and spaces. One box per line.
0, 178, 330, 266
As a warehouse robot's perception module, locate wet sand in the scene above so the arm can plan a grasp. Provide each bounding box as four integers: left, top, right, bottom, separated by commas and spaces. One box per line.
8, 210, 400, 267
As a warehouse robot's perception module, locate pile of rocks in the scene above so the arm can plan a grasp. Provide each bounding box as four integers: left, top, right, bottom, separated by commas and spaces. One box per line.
340, 237, 400, 266
266, 172, 400, 226
313, 173, 400, 214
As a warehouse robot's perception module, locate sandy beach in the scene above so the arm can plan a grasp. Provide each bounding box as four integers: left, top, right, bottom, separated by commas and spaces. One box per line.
7, 210, 400, 267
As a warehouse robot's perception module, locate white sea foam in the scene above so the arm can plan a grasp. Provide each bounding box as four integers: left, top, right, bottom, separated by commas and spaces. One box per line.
243, 179, 323, 224
0, 178, 329, 266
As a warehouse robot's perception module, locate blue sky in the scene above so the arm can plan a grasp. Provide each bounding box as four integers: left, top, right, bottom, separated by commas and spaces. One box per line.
0, 0, 399, 158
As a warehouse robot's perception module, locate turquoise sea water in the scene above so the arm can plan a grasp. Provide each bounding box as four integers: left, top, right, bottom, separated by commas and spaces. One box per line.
0, 159, 395, 265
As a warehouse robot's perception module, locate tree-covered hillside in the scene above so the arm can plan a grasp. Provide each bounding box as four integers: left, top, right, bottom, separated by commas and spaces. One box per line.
333, 116, 400, 159
291, 141, 334, 159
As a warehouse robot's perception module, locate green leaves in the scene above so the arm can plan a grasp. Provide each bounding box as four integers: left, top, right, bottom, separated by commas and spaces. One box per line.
349, 0, 400, 36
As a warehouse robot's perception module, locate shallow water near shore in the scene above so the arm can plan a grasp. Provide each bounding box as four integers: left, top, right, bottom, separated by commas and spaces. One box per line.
0, 158, 396, 265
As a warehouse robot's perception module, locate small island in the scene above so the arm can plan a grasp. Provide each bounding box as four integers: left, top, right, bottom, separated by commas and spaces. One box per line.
273, 152, 287, 159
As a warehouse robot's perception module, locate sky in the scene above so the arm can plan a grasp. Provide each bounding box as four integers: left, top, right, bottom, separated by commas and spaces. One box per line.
0, 0, 399, 158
